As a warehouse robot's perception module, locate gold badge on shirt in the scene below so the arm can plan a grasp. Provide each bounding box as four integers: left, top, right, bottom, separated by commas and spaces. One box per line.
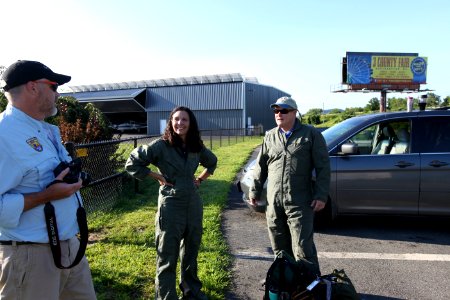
26, 137, 43, 152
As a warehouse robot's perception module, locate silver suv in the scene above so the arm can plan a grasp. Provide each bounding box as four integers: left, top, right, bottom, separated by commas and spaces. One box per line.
238, 108, 450, 221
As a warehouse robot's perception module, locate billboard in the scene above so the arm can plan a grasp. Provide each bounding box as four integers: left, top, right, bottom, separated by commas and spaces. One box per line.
343, 52, 427, 88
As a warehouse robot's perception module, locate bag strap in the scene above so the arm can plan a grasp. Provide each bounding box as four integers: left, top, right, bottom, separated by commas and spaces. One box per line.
44, 193, 88, 269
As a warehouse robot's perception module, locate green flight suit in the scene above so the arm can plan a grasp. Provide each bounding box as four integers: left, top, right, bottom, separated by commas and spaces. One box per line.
249, 120, 330, 275
125, 138, 217, 300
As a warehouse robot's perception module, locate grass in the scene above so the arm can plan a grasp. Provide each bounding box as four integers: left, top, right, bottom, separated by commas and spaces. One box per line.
86, 137, 263, 299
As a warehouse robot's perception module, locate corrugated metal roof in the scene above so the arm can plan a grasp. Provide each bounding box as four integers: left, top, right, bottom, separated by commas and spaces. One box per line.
67, 73, 258, 93
60, 88, 146, 113
61, 88, 145, 101
88, 99, 145, 113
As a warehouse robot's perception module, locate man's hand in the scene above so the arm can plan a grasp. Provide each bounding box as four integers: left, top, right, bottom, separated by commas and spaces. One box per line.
23, 168, 83, 211
46, 167, 83, 198
311, 199, 326, 212
249, 198, 258, 207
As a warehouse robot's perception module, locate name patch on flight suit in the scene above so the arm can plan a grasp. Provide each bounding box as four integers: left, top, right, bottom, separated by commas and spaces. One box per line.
26, 137, 43, 152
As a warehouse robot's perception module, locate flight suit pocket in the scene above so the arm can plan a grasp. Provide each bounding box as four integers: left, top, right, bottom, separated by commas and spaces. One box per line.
290, 140, 312, 175
267, 146, 283, 158
287, 175, 313, 207
267, 148, 283, 169
291, 138, 312, 153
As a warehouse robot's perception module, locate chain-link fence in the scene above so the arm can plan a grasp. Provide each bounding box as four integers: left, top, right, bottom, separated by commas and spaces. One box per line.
75, 135, 158, 213
200, 125, 263, 150
75, 126, 263, 213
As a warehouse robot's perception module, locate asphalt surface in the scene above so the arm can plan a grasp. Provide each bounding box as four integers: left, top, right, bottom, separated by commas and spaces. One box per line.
222, 179, 272, 300
222, 147, 272, 300
222, 147, 450, 300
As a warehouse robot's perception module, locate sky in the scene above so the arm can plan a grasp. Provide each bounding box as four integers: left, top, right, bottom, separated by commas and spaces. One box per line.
2, 0, 450, 113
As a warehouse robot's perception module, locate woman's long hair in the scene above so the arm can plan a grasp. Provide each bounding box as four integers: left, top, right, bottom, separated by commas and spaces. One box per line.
162, 106, 204, 152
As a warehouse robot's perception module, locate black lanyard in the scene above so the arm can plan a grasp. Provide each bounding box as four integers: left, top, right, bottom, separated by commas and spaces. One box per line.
44, 181, 88, 269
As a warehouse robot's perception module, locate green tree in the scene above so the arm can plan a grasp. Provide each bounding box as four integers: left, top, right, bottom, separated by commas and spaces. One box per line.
304, 108, 323, 125
365, 97, 380, 112
306, 108, 323, 115
425, 93, 440, 108
306, 113, 321, 125
340, 107, 361, 120
328, 108, 343, 114
387, 97, 407, 111
441, 96, 450, 107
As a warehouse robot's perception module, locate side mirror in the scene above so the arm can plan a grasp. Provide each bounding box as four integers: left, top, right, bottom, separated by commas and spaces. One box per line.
338, 143, 358, 155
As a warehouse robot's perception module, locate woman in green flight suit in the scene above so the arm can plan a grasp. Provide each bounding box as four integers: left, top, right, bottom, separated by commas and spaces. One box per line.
125, 106, 217, 300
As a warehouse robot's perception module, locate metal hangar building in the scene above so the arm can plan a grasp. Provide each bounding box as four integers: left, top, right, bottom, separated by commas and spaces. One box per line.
62, 73, 290, 135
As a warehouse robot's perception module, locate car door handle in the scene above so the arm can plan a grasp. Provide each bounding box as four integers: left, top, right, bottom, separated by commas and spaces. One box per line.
394, 161, 415, 168
429, 160, 449, 167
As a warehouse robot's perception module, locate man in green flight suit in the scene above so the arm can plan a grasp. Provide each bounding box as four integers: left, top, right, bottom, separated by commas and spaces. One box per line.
249, 96, 330, 275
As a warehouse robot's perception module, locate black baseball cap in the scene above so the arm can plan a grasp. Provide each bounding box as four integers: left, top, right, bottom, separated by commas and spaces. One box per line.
0, 60, 71, 91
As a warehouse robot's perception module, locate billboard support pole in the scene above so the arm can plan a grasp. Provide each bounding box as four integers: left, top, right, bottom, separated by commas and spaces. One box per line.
380, 89, 387, 112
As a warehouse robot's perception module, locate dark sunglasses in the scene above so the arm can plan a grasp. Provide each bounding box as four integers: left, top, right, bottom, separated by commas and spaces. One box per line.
273, 108, 295, 114
34, 80, 59, 92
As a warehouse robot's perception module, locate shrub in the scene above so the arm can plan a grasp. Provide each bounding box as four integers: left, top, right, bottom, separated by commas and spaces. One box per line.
46, 96, 114, 143
46, 97, 125, 198
0, 92, 6, 112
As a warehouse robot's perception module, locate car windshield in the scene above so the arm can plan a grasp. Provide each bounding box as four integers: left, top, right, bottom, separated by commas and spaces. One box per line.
321, 115, 373, 146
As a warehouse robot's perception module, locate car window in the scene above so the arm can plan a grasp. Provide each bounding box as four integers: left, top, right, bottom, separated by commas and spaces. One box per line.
322, 115, 372, 146
419, 117, 450, 153
344, 120, 411, 155
347, 126, 377, 155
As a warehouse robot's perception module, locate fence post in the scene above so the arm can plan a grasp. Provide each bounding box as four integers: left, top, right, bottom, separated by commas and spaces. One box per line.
209, 131, 213, 150
133, 138, 139, 193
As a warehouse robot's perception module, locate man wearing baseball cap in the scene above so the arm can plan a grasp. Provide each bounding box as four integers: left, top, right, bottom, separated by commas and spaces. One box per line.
0, 61, 96, 299
249, 96, 330, 276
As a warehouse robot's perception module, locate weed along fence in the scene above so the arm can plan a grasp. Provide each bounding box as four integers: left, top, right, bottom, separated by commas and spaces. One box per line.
75, 126, 263, 213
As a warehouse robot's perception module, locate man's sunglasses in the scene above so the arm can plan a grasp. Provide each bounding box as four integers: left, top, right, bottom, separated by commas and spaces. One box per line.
34, 80, 59, 92
273, 108, 295, 114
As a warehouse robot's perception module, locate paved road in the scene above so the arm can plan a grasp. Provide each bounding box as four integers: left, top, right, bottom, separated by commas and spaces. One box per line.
223, 178, 271, 300
222, 148, 450, 300
222, 148, 273, 300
